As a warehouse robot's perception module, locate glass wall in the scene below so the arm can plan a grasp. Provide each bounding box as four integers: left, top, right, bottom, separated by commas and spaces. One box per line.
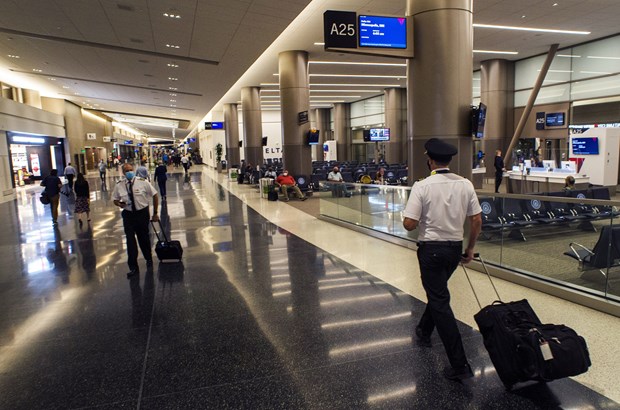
514, 34, 620, 107
350, 95, 385, 128
319, 185, 620, 307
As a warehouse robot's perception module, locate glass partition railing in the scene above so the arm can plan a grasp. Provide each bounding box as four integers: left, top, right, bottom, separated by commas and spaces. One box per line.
319, 183, 620, 303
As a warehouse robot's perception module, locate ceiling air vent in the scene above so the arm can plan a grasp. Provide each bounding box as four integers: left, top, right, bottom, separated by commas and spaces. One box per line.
144, 74, 153, 77
130, 38, 143, 44
138, 59, 149, 63
117, 4, 135, 11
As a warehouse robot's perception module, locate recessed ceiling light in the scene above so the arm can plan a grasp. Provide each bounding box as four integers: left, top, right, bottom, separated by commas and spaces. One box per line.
168, 77, 178, 81
557, 54, 581, 58
170, 99, 176, 102
167, 63, 179, 68
473, 50, 518, 55
587, 55, 620, 60
74, 92, 80, 95
168, 87, 177, 90
166, 44, 180, 49
7, 54, 20, 58
163, 11, 181, 19
552, 3, 558, 6
521, 15, 526, 18
49, 77, 56, 81
473, 23, 590, 35
169, 93, 177, 96
62, 86, 70, 89
311, 83, 401, 87
314, 42, 325, 46
32, 68, 42, 72
310, 89, 381, 93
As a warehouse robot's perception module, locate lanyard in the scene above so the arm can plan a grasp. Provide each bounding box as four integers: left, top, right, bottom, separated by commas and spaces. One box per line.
431, 169, 451, 175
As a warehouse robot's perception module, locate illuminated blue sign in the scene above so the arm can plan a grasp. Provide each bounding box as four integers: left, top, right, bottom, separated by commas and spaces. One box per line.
359, 15, 407, 49
205, 122, 224, 130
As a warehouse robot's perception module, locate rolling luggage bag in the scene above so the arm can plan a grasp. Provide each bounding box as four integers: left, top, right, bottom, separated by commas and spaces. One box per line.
463, 254, 591, 389
151, 220, 183, 262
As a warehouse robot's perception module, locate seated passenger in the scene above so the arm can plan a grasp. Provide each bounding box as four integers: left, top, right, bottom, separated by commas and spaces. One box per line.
327, 166, 350, 197
21, 167, 33, 184
375, 167, 386, 184
563, 175, 575, 192
264, 167, 277, 179
275, 170, 307, 202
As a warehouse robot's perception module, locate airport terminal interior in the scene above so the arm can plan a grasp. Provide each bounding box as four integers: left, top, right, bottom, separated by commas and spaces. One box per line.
1, 0, 620, 409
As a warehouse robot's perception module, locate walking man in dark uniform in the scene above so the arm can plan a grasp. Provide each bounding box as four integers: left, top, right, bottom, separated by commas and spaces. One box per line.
403, 138, 482, 381
494, 150, 505, 193
112, 163, 159, 277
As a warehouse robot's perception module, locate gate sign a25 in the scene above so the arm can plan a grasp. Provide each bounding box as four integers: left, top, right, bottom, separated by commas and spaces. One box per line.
323, 11, 357, 49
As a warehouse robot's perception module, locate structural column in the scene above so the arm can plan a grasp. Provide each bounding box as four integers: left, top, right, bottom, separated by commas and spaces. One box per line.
480, 59, 514, 176
384, 88, 407, 164
407, 0, 473, 181
223, 103, 241, 167
279, 50, 311, 177
241, 87, 264, 167
314, 108, 330, 161
333, 103, 350, 161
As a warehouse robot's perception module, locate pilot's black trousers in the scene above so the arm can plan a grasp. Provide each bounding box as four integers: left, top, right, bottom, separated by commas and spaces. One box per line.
416, 242, 468, 369
121, 208, 152, 270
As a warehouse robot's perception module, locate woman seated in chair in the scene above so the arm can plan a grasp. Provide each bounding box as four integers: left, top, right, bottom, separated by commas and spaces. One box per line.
374, 167, 386, 184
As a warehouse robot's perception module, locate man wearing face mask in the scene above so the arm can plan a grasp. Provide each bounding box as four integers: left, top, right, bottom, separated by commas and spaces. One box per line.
275, 169, 307, 202
112, 163, 159, 277
327, 166, 350, 197
402, 138, 482, 382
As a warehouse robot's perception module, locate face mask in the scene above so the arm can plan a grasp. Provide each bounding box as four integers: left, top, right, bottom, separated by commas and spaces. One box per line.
283, 173, 288, 176
125, 171, 135, 180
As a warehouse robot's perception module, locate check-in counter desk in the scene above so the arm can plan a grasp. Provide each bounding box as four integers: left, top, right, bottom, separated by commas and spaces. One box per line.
507, 171, 589, 193
471, 167, 486, 189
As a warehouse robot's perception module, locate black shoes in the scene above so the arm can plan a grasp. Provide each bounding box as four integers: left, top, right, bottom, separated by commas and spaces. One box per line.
301, 197, 307, 201
127, 268, 139, 278
415, 327, 432, 348
443, 363, 474, 381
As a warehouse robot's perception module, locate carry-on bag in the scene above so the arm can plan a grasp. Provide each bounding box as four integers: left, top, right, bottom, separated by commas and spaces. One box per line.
151, 220, 183, 262
268, 190, 278, 201
463, 254, 591, 389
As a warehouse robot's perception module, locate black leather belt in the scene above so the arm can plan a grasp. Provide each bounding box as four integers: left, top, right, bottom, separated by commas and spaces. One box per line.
418, 241, 462, 247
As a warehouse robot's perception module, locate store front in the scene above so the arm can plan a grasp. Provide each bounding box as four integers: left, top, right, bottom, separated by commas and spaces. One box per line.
7, 132, 66, 188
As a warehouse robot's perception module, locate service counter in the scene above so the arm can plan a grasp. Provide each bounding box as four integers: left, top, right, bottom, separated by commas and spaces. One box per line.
472, 167, 486, 189
507, 171, 589, 193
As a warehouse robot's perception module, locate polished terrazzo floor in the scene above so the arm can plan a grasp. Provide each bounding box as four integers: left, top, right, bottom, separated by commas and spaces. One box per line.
0, 168, 618, 409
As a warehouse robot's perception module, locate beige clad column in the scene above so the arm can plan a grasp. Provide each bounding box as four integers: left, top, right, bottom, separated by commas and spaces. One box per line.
241, 87, 264, 167
480, 59, 514, 176
279, 50, 311, 177
407, 0, 473, 181
384, 88, 407, 164
22, 89, 42, 109
223, 103, 241, 167
333, 103, 350, 161
314, 108, 330, 160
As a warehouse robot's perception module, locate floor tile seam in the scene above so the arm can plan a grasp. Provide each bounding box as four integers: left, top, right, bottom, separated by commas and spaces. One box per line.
69, 399, 135, 410
135, 272, 161, 410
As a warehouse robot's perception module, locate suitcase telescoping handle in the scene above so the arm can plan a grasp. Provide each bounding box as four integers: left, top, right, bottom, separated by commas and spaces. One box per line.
461, 253, 502, 310
150, 220, 169, 243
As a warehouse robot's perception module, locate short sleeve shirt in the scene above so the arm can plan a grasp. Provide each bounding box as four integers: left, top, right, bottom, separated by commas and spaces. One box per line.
403, 172, 482, 241
327, 171, 343, 182
112, 177, 157, 211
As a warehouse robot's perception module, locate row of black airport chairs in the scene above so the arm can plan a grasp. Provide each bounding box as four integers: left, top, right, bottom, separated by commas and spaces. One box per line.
480, 187, 618, 241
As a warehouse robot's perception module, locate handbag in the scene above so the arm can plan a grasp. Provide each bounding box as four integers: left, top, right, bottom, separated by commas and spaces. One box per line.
39, 192, 50, 205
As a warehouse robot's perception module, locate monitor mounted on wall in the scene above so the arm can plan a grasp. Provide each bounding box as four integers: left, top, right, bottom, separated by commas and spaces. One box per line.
307, 130, 320, 145
262, 136, 268, 146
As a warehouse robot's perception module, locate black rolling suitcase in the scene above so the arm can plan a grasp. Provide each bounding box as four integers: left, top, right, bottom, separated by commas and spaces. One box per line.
463, 254, 591, 390
151, 221, 183, 262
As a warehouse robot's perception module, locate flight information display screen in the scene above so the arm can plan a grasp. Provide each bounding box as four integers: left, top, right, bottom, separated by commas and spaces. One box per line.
359, 15, 407, 49
572, 137, 599, 155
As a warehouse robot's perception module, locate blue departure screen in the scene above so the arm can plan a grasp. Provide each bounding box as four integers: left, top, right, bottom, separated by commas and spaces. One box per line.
359, 15, 407, 49
572, 137, 599, 155
211, 122, 224, 129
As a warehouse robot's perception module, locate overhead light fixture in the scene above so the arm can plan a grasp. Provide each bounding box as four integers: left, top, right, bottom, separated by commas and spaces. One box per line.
168, 87, 177, 90
48, 77, 56, 81
259, 83, 279, 86
473, 50, 518, 55
12, 136, 45, 144
169, 93, 177, 96
168, 77, 178, 81
170, 99, 176, 102
166, 44, 180, 49
311, 83, 401, 87
474, 23, 590, 35
587, 55, 620, 60
309, 61, 406, 67
311, 89, 381, 93
309, 74, 404, 78
311, 95, 361, 98
32, 68, 42, 72
167, 63, 179, 68
580, 70, 612, 75
537, 69, 573, 73
260, 96, 280, 99
557, 54, 581, 58
7, 54, 20, 58
314, 42, 325, 46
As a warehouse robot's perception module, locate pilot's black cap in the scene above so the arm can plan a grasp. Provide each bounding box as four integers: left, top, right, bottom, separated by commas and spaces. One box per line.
424, 138, 458, 163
